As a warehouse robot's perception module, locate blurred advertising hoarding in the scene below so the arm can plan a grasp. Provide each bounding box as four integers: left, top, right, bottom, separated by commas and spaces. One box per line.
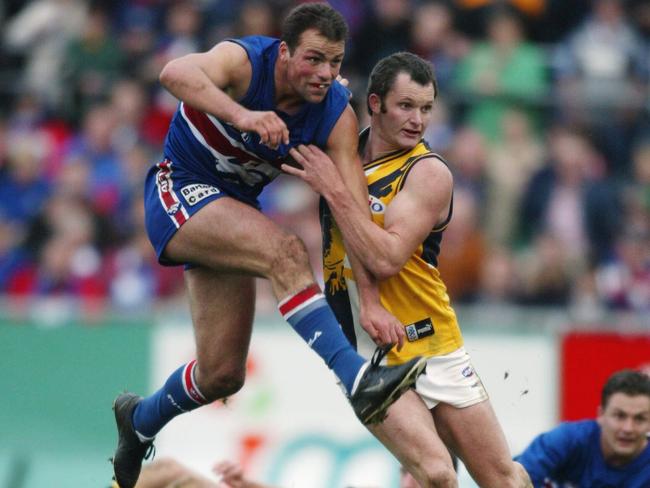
152, 322, 556, 486
560, 332, 650, 421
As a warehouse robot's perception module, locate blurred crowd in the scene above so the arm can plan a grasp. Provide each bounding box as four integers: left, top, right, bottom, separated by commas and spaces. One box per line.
0, 0, 648, 320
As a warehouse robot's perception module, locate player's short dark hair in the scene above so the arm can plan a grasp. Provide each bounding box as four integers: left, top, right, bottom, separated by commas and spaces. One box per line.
601, 369, 650, 408
281, 3, 348, 53
366, 52, 438, 115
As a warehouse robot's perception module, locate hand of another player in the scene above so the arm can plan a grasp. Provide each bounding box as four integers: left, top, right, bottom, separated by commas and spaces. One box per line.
283, 145, 342, 196
360, 301, 405, 351
213, 460, 245, 488
233, 109, 289, 149
336, 74, 349, 88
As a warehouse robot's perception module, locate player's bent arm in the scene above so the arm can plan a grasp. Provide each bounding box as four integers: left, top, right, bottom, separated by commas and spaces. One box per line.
159, 41, 252, 125
325, 108, 404, 347
326, 156, 452, 280
160, 42, 289, 148
325, 106, 370, 216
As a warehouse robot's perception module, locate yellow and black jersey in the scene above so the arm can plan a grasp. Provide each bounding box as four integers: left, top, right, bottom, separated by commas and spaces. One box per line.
321, 133, 463, 365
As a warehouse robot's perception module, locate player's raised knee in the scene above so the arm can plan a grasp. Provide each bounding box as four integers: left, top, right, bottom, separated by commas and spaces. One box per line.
198, 367, 246, 402
270, 233, 310, 275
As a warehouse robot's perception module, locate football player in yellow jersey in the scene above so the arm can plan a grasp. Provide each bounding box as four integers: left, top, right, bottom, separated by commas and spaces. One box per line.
283, 52, 532, 488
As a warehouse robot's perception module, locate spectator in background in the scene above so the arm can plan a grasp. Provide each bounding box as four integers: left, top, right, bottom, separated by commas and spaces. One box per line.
516, 231, 574, 306
593, 139, 650, 313
0, 217, 29, 292
3, 0, 87, 109
117, 5, 157, 82
518, 126, 620, 265
234, 1, 277, 38
445, 126, 488, 205
553, 0, 647, 118
408, 1, 467, 93
437, 188, 487, 303
349, 0, 412, 78
552, 0, 648, 173
595, 227, 650, 312
6, 192, 107, 302
60, 5, 124, 124
477, 247, 520, 305
516, 369, 650, 487
624, 139, 650, 233
453, 7, 547, 143
484, 109, 545, 247
64, 103, 124, 218
0, 131, 51, 224
451, 0, 548, 39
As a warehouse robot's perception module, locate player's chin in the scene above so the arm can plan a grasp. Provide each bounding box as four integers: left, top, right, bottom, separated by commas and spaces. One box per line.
303, 87, 329, 103
397, 134, 420, 149
305, 93, 327, 104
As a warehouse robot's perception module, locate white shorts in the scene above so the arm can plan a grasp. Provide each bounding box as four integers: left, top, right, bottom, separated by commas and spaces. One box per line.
415, 347, 489, 410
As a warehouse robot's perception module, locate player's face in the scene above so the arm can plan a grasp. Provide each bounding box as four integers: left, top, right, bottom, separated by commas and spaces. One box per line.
598, 392, 650, 463
285, 29, 345, 103
371, 73, 434, 152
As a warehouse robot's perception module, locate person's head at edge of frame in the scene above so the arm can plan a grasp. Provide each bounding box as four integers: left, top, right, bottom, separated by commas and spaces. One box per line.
598, 369, 650, 466
366, 52, 438, 152
277, 3, 348, 105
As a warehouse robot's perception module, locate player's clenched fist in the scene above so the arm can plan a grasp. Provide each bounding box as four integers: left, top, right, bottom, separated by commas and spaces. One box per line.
233, 109, 290, 149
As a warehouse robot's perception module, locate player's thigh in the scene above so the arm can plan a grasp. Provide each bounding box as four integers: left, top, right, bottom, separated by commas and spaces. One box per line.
165, 196, 303, 276
368, 390, 453, 477
185, 267, 255, 377
433, 400, 515, 484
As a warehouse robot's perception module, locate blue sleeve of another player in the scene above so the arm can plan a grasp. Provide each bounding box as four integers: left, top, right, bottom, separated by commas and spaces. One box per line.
314, 81, 352, 147
224, 36, 277, 106
515, 422, 583, 487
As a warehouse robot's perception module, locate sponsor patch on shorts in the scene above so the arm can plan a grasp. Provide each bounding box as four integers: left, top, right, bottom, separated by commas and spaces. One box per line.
181, 184, 220, 206
405, 318, 434, 342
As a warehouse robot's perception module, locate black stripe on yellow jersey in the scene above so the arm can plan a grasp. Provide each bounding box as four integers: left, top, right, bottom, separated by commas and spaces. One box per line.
321, 132, 463, 365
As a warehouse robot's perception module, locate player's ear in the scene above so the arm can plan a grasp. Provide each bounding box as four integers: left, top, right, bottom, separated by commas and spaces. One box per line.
279, 41, 290, 61
368, 93, 381, 115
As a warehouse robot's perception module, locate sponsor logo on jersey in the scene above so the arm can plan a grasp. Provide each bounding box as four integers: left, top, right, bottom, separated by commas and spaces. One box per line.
166, 202, 181, 215
181, 184, 220, 206
404, 318, 434, 342
368, 195, 385, 214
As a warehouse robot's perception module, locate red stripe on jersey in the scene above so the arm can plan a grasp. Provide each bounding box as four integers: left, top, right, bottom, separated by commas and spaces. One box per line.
279, 284, 321, 316
183, 104, 262, 163
183, 359, 206, 404
156, 160, 188, 227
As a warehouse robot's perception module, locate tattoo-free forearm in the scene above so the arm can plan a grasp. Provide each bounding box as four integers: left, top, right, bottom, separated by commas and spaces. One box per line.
324, 184, 403, 281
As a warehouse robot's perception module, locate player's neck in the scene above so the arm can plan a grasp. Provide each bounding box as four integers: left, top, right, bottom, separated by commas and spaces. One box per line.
601, 436, 646, 467
365, 127, 401, 162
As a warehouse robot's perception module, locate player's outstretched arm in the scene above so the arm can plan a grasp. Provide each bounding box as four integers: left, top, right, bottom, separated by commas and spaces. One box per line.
159, 42, 288, 149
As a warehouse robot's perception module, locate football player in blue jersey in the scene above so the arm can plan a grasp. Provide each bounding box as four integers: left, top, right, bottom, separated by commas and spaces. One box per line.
111, 4, 427, 488
516, 369, 650, 488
